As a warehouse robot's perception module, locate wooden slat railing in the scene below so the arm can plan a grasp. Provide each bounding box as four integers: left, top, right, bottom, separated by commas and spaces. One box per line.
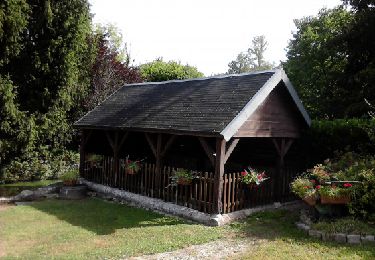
82, 155, 299, 214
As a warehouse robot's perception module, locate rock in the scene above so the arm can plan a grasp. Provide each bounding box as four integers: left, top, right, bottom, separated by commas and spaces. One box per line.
347, 234, 361, 244
309, 230, 323, 239
15, 201, 33, 206
44, 193, 59, 199
361, 235, 375, 244
59, 185, 87, 200
273, 202, 281, 208
36, 184, 61, 195
334, 233, 347, 243
13, 190, 40, 201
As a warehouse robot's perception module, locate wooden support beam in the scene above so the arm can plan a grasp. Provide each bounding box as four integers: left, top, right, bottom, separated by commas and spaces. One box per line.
272, 138, 294, 201
213, 138, 226, 214
161, 135, 176, 157
198, 137, 215, 167
224, 138, 240, 164
79, 130, 86, 177
106, 132, 115, 150
145, 133, 157, 157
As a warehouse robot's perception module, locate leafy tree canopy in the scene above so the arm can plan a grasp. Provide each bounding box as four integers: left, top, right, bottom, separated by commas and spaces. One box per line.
140, 58, 204, 82
283, 7, 354, 119
228, 35, 274, 74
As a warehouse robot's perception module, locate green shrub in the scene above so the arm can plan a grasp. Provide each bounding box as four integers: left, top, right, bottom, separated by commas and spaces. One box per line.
294, 119, 375, 168
0, 149, 79, 183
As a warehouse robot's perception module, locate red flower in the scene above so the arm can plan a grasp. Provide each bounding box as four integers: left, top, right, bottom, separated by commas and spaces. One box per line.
241, 171, 247, 176
343, 183, 352, 188
316, 185, 321, 190
303, 186, 311, 189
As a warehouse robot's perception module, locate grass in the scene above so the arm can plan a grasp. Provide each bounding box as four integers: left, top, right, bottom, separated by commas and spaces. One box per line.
0, 180, 59, 187
0, 198, 223, 259
230, 210, 375, 260
312, 217, 375, 236
1, 199, 375, 259
0, 180, 60, 197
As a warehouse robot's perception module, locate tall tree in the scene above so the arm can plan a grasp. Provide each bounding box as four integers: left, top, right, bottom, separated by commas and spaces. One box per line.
283, 7, 353, 119
341, 0, 375, 117
0, 0, 94, 173
140, 58, 204, 82
82, 24, 142, 112
228, 35, 273, 74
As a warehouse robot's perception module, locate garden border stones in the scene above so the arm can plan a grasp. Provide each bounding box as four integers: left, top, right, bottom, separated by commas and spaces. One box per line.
80, 178, 302, 226
295, 212, 375, 245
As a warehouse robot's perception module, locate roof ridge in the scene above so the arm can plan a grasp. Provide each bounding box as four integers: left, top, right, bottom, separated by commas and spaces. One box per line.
124, 69, 277, 87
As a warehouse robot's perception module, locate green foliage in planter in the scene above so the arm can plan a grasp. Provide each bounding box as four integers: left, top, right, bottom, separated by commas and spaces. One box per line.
318, 185, 352, 198
170, 168, 195, 186
290, 177, 317, 199
59, 169, 79, 182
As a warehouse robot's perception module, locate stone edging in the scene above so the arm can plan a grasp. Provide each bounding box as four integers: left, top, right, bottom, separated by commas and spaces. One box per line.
80, 178, 301, 226
295, 222, 375, 245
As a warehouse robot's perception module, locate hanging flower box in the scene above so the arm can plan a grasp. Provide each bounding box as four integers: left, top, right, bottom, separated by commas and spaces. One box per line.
177, 177, 192, 186
303, 195, 317, 206
320, 194, 351, 205
170, 169, 195, 186
123, 156, 143, 175
240, 167, 269, 189
319, 183, 353, 205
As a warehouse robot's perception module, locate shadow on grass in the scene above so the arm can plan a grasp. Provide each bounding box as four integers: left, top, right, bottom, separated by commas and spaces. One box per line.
229, 209, 375, 257
30, 198, 184, 235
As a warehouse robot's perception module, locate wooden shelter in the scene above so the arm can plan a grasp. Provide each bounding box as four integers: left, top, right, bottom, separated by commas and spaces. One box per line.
74, 69, 311, 214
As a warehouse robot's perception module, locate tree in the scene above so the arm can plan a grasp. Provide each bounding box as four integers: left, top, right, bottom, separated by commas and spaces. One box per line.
283, 7, 353, 119
140, 59, 204, 82
228, 35, 274, 74
82, 24, 142, 112
0, 0, 94, 179
340, 0, 375, 117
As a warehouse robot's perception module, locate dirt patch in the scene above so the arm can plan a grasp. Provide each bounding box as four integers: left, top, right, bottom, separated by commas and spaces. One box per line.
128, 238, 264, 260
0, 204, 12, 211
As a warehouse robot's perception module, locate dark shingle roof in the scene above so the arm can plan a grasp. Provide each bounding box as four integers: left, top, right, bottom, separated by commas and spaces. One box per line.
74, 71, 276, 134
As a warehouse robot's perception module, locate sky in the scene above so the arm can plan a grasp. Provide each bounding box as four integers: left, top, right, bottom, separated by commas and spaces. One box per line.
89, 0, 342, 76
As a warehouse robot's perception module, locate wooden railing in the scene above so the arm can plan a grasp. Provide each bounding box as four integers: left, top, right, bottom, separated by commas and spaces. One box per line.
82, 155, 298, 214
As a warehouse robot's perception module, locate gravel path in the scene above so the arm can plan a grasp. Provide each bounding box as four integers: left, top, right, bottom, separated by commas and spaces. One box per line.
128, 238, 262, 260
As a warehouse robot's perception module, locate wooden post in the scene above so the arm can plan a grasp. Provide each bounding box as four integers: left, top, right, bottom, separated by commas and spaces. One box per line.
155, 133, 162, 197
79, 130, 86, 177
272, 138, 294, 201
106, 131, 129, 187
213, 138, 226, 214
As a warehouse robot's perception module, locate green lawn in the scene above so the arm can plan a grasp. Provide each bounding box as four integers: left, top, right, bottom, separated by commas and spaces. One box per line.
231, 210, 375, 260
0, 198, 223, 259
1, 198, 374, 259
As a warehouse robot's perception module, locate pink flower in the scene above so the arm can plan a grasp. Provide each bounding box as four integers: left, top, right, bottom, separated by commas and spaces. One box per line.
316, 185, 321, 190
343, 183, 352, 188
241, 171, 247, 176
310, 179, 316, 184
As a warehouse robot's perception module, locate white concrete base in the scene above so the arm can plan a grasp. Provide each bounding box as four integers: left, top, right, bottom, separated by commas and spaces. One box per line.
80, 178, 302, 226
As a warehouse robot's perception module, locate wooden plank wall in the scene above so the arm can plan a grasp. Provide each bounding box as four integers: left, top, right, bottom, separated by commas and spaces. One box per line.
82, 156, 298, 214
234, 83, 304, 138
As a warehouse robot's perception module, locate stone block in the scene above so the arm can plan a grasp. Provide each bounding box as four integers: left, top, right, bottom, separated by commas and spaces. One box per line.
322, 233, 334, 241
334, 233, 347, 243
361, 235, 375, 244
347, 234, 361, 244
309, 230, 323, 239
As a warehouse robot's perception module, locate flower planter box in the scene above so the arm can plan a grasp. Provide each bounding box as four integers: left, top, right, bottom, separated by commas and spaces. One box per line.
63, 180, 77, 186
320, 195, 350, 204
126, 168, 138, 175
303, 196, 317, 206
247, 183, 260, 189
177, 178, 192, 186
